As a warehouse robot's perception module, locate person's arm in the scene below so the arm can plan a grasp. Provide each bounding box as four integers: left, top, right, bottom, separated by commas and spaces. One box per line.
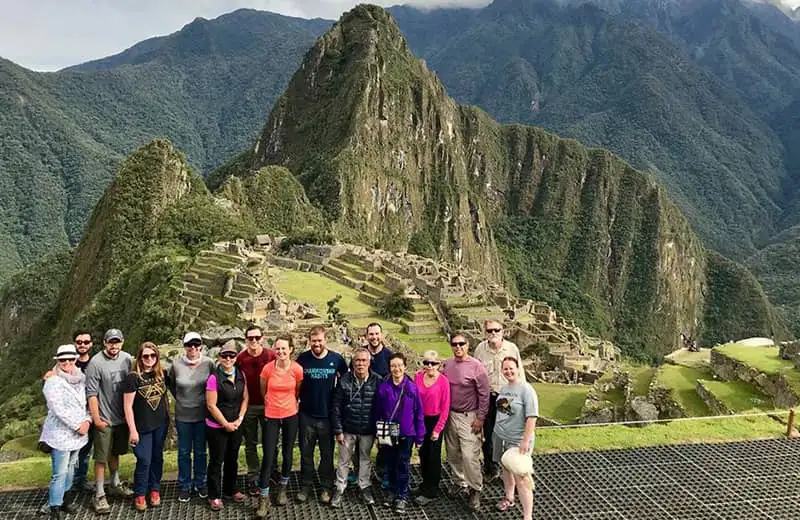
43, 379, 90, 431
165, 364, 177, 397
413, 388, 426, 446
473, 363, 490, 432
123, 391, 139, 445
206, 375, 232, 431
433, 376, 451, 438
84, 363, 107, 429
519, 384, 539, 454
332, 378, 345, 442
233, 383, 248, 430
294, 363, 303, 399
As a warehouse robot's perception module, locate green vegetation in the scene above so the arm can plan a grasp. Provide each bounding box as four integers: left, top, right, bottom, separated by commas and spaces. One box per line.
377, 290, 414, 320
654, 365, 712, 417
533, 383, 589, 424
698, 379, 774, 412
271, 270, 373, 317
714, 344, 800, 394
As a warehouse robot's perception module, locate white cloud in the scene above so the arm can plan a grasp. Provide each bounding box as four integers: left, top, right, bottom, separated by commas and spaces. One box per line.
0, 0, 490, 71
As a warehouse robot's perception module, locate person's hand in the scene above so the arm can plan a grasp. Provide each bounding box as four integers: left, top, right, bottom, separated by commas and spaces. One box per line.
43, 370, 56, 381
336, 433, 344, 445
77, 421, 90, 436
470, 419, 484, 434
129, 430, 139, 446
519, 441, 530, 455
94, 418, 109, 430
223, 421, 237, 433
431, 431, 440, 442
232, 417, 243, 430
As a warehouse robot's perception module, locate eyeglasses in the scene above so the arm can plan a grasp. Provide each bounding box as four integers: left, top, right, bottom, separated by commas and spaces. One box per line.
486, 328, 502, 333
75, 340, 92, 346
141, 353, 157, 360
57, 358, 76, 363
450, 341, 467, 347
422, 360, 440, 367
184, 343, 202, 348
246, 336, 262, 341
219, 353, 237, 359
107, 339, 122, 344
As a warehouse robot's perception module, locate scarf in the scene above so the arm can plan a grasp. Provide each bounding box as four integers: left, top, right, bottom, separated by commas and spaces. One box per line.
183, 354, 201, 366
54, 364, 86, 386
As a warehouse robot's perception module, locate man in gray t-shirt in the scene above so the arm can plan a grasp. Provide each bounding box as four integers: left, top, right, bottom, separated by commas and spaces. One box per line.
85, 328, 134, 513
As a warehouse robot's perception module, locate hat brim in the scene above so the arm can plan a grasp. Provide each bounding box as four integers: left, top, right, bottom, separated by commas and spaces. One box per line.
105, 336, 123, 342
53, 355, 78, 360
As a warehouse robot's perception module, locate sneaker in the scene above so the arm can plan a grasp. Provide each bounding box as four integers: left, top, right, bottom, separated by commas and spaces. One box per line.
61, 490, 77, 514
149, 491, 161, 507
109, 483, 134, 498
92, 495, 111, 515
196, 486, 208, 499
178, 489, 190, 503
330, 490, 343, 508
248, 479, 260, 496
83, 480, 96, 493
394, 499, 407, 514
319, 489, 331, 504
255, 496, 269, 518
231, 492, 247, 503
209, 498, 223, 511
383, 492, 395, 507
48, 506, 65, 520
361, 486, 376, 505
295, 486, 310, 503
468, 489, 481, 511
134, 496, 147, 512
276, 484, 288, 505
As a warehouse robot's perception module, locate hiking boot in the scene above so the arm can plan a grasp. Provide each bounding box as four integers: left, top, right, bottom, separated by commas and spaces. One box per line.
255, 496, 270, 518
276, 484, 288, 505
134, 496, 147, 512
209, 498, 223, 511
48, 507, 65, 520
108, 483, 134, 498
92, 495, 111, 515
383, 492, 395, 507
149, 491, 161, 507
196, 486, 209, 499
61, 490, 77, 514
178, 489, 190, 503
230, 492, 246, 503
319, 489, 331, 504
330, 490, 343, 508
248, 479, 260, 496
468, 489, 481, 511
361, 486, 375, 505
295, 486, 310, 503
394, 499, 407, 513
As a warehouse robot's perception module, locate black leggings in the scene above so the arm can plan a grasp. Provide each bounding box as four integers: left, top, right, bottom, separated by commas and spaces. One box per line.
260, 414, 299, 489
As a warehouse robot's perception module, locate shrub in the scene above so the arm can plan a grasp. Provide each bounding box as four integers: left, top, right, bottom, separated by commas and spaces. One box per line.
377, 290, 414, 320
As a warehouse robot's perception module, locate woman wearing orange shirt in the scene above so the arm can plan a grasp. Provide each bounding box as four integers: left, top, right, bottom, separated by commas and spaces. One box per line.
255, 335, 303, 518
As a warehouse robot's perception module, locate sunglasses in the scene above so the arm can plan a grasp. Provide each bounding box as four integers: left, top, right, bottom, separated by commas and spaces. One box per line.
219, 353, 237, 360
486, 328, 502, 333
422, 360, 440, 367
451, 341, 467, 347
141, 353, 158, 360
107, 339, 122, 344
246, 336, 262, 341
57, 358, 76, 363
75, 340, 92, 346
185, 343, 202, 348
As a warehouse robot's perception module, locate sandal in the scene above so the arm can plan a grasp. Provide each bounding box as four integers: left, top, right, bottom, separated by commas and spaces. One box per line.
496, 497, 514, 512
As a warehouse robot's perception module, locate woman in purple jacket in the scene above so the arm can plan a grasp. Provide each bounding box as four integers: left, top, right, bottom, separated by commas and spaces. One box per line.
375, 352, 425, 514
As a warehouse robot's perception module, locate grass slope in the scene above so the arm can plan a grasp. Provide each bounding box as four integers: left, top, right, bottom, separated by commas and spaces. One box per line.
654, 365, 712, 416
533, 383, 589, 424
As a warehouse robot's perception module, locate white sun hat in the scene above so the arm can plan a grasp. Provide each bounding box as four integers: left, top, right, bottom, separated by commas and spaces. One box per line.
501, 446, 534, 476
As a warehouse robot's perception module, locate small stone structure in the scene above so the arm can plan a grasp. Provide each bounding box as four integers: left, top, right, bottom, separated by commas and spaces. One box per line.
779, 340, 800, 369
710, 348, 799, 407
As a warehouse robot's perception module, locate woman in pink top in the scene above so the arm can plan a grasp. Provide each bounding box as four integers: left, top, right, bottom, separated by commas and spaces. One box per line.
413, 350, 450, 505
255, 335, 303, 518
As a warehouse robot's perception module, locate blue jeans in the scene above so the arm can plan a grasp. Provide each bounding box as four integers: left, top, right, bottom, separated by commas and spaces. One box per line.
385, 437, 413, 500
132, 424, 167, 497
176, 420, 207, 491
73, 426, 93, 486
49, 449, 79, 506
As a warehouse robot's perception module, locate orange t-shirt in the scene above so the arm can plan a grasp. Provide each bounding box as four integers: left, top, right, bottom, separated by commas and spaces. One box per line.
260, 361, 303, 419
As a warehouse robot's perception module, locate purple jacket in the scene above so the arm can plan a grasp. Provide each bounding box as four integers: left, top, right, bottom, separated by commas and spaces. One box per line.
375, 376, 426, 445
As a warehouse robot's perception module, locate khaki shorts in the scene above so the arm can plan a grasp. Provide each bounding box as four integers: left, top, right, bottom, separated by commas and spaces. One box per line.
93, 424, 129, 463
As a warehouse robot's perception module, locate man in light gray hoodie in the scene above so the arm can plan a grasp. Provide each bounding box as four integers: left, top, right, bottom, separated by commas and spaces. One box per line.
85, 328, 134, 514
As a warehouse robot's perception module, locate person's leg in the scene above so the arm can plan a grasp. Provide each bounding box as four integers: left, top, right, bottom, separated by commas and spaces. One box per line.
356, 435, 375, 490
48, 449, 70, 507
259, 419, 280, 496
176, 420, 192, 491
223, 430, 243, 497
429, 423, 443, 497
502, 469, 516, 503
149, 424, 167, 493
334, 434, 355, 494
73, 426, 93, 490
192, 420, 208, 491
64, 449, 79, 497
317, 418, 335, 493
460, 412, 484, 492
281, 414, 299, 479
418, 415, 435, 496
482, 393, 498, 475
383, 444, 398, 498
206, 427, 225, 500
92, 424, 111, 498
132, 430, 154, 498
516, 474, 534, 520
395, 438, 413, 500
242, 406, 264, 487
298, 412, 317, 490
444, 414, 465, 488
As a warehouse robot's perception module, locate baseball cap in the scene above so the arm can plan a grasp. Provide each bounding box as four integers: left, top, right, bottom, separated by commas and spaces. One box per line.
53, 344, 79, 360
183, 332, 202, 345
219, 340, 238, 355
104, 328, 124, 342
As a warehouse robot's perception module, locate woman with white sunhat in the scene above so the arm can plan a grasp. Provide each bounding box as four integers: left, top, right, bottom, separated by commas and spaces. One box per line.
40, 344, 92, 520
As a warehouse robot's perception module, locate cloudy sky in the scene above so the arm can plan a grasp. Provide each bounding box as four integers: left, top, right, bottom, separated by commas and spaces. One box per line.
1, 0, 798, 71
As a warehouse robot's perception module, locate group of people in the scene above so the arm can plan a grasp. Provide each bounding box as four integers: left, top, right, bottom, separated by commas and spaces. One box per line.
38, 319, 538, 520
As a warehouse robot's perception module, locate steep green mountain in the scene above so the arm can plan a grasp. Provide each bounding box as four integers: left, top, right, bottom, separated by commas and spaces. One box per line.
390, 0, 791, 259
0, 11, 329, 284
217, 4, 739, 361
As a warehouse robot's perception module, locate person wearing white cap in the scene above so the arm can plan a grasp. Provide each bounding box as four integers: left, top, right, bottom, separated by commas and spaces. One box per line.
40, 344, 92, 520
165, 332, 215, 502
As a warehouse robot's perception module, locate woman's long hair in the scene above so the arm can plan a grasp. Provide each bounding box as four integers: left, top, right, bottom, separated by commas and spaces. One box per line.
131, 341, 164, 380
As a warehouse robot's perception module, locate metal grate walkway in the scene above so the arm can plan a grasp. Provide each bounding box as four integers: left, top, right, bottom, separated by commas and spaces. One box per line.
1, 438, 799, 519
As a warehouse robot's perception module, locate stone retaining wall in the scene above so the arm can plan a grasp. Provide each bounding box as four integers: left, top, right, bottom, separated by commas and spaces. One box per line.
710, 349, 799, 407
695, 380, 732, 415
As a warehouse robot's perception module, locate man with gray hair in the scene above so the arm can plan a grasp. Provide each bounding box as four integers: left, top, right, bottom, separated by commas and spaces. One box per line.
330, 348, 381, 507
473, 319, 525, 479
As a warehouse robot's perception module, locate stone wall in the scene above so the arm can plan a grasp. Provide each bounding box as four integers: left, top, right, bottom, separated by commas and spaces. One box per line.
695, 380, 732, 415
779, 341, 800, 369
710, 349, 799, 407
